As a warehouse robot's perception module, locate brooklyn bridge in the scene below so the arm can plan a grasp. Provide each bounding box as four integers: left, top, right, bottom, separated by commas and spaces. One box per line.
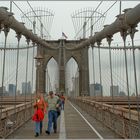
0, 1, 140, 139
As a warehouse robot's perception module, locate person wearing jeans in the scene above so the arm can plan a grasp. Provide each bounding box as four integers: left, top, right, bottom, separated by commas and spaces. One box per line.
45, 91, 59, 135
48, 110, 58, 133
32, 93, 46, 137
60, 94, 65, 110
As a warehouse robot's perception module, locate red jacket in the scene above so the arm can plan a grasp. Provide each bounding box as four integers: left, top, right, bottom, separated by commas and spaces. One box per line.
32, 108, 44, 122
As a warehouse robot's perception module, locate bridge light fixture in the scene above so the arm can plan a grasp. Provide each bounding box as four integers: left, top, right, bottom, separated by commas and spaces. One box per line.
34, 54, 43, 66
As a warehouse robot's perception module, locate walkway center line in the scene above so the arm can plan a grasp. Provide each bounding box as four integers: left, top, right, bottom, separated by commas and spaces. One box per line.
69, 101, 104, 139
59, 110, 66, 139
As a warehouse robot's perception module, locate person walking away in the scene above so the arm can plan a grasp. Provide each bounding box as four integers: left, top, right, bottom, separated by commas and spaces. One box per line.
55, 94, 62, 117
61, 94, 65, 110
32, 92, 46, 137
45, 91, 59, 135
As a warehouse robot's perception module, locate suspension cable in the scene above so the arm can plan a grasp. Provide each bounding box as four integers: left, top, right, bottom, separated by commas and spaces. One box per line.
92, 46, 96, 99
26, 1, 52, 39
0, 27, 9, 125
13, 33, 21, 137
85, 1, 117, 35
13, 1, 42, 34
74, 1, 103, 39
130, 28, 140, 136
24, 40, 29, 124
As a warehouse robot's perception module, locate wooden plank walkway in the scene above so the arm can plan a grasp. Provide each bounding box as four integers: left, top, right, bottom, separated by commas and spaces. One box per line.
8, 100, 121, 139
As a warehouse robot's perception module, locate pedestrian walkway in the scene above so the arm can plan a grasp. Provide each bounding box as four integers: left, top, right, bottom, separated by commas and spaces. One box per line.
8, 100, 121, 139
64, 101, 99, 139
8, 114, 60, 139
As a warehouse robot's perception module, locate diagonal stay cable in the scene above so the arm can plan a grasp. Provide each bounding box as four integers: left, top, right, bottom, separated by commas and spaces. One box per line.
13, 1, 41, 34
85, 1, 117, 35
74, 1, 103, 39
27, 1, 52, 38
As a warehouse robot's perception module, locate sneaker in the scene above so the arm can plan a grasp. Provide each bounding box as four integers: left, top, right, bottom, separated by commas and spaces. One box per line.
45, 130, 50, 135
35, 132, 39, 137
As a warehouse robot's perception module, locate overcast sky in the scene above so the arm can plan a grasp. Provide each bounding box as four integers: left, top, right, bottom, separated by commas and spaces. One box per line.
0, 1, 140, 40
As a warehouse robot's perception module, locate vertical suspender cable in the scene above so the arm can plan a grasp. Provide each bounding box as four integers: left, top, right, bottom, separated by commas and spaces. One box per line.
107, 36, 115, 131
97, 42, 103, 121
0, 27, 9, 125
121, 30, 132, 137
31, 42, 35, 116
10, 0, 12, 12
119, 0, 122, 15
31, 18, 36, 114
129, 27, 140, 136
92, 46, 96, 100
24, 39, 30, 123
13, 33, 21, 137
47, 69, 48, 93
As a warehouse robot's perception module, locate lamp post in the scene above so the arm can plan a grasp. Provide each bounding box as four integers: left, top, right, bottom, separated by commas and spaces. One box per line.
72, 77, 75, 97
34, 54, 44, 93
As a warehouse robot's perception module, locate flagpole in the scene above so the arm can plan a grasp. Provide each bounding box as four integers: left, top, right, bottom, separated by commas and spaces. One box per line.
61, 26, 63, 39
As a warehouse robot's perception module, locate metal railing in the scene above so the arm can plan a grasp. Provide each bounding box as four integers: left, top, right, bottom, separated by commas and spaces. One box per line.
0, 101, 33, 138
70, 97, 139, 138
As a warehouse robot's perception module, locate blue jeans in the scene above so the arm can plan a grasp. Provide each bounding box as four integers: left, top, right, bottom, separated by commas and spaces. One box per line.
35, 121, 42, 134
47, 110, 57, 132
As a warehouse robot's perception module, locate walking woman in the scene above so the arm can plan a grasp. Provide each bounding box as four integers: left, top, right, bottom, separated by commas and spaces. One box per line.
32, 92, 46, 137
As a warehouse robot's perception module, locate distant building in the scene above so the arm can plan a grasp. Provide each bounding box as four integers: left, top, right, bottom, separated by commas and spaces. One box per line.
119, 91, 126, 96
90, 84, 94, 96
0, 86, 7, 96
90, 83, 103, 96
22, 81, 32, 94
8, 84, 16, 96
110, 85, 119, 96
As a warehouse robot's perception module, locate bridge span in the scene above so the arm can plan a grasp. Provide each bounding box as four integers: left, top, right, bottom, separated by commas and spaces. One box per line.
7, 99, 121, 139
0, 1, 140, 139
0, 96, 139, 139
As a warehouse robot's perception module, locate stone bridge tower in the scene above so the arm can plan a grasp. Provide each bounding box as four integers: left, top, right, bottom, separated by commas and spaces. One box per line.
36, 39, 89, 96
